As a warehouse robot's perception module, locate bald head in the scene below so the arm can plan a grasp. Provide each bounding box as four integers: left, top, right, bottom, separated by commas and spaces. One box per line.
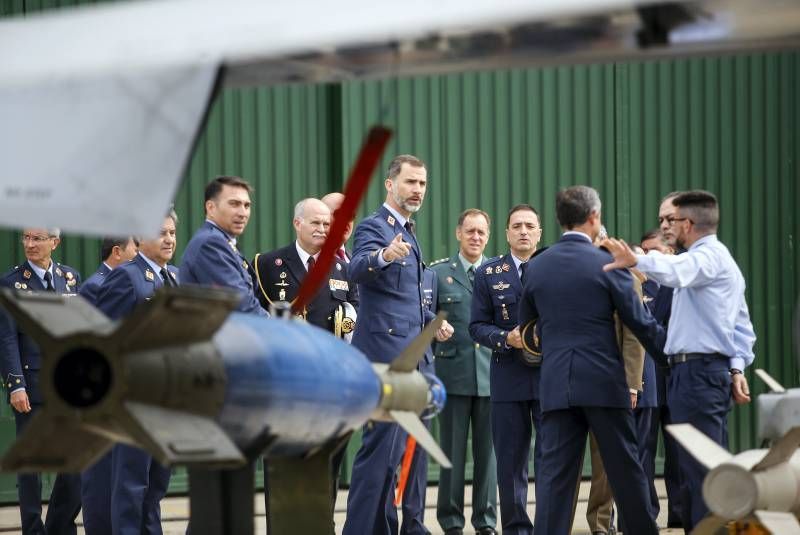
293, 198, 331, 254
321, 191, 354, 245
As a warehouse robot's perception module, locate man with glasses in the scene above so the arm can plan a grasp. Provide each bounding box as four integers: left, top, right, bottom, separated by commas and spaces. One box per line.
603, 190, 756, 531
0, 228, 82, 534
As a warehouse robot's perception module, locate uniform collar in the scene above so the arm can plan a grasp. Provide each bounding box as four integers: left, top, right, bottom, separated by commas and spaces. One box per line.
382, 202, 409, 228
458, 252, 484, 273
294, 241, 319, 269
205, 219, 236, 246
138, 252, 166, 274
27, 259, 53, 285
562, 230, 593, 242
688, 233, 718, 251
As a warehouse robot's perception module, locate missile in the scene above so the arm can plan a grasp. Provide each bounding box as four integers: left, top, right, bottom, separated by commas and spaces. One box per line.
0, 286, 450, 534
667, 423, 800, 535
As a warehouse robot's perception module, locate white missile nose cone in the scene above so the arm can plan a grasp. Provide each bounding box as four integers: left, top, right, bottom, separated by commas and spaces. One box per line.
703, 463, 757, 520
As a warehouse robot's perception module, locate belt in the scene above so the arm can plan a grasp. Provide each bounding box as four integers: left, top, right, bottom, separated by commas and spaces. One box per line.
666, 352, 726, 367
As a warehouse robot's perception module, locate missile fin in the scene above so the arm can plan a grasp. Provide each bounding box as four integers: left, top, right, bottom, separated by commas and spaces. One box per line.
690, 514, 729, 535
114, 287, 240, 353
389, 312, 446, 372
390, 409, 452, 468
754, 510, 800, 534
123, 401, 245, 468
667, 423, 732, 470
752, 426, 800, 471
755, 368, 786, 393
0, 288, 113, 344
0, 412, 112, 472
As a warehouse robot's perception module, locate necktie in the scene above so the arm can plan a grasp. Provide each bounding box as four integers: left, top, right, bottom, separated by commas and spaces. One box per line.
160, 268, 175, 287
467, 266, 475, 285
519, 261, 528, 283
405, 220, 416, 237
307, 255, 316, 272
336, 247, 347, 261
43, 271, 55, 292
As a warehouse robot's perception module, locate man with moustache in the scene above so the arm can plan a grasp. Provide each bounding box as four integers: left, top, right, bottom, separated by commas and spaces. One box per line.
251, 197, 358, 519
431, 208, 497, 535
181, 176, 266, 315
343, 154, 453, 535
520, 186, 665, 535
95, 211, 180, 535
79, 235, 139, 535
0, 227, 82, 535
469, 204, 542, 535
321, 192, 355, 263
603, 190, 756, 531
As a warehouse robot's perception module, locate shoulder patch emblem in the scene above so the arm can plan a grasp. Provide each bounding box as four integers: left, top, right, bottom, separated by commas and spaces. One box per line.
387, 215, 396, 226
22, 270, 31, 280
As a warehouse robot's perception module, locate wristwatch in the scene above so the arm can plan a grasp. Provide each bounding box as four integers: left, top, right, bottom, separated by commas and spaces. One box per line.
729, 368, 743, 376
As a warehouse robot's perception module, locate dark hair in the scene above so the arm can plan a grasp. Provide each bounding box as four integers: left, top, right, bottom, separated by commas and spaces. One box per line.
505, 204, 539, 228
100, 236, 137, 262
458, 208, 491, 227
204, 176, 253, 203
387, 155, 426, 181
640, 228, 661, 243
672, 190, 719, 231
555, 186, 601, 229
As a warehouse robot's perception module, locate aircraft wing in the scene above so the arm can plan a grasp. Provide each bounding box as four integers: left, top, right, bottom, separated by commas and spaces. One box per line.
1, 0, 799, 236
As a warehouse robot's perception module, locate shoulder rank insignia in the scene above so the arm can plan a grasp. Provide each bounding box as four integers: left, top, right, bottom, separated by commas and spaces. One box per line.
22, 270, 31, 280
494, 266, 502, 274
492, 282, 510, 291
275, 258, 283, 266
501, 263, 510, 272
485, 266, 493, 274
65, 271, 73, 280
55, 267, 63, 277
329, 279, 349, 291
145, 269, 155, 281
387, 215, 395, 226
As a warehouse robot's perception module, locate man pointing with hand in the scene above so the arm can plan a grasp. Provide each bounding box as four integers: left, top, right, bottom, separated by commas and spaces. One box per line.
343, 154, 452, 535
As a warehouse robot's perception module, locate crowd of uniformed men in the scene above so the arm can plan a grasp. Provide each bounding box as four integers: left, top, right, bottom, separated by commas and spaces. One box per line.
0, 154, 755, 535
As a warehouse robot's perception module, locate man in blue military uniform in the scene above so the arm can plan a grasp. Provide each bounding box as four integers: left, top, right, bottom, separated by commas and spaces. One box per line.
432, 208, 497, 535
79, 235, 139, 535
343, 154, 452, 535
603, 190, 756, 531
181, 175, 266, 315
519, 186, 665, 535
0, 227, 82, 535
398, 266, 438, 535
95, 212, 179, 535
469, 204, 542, 535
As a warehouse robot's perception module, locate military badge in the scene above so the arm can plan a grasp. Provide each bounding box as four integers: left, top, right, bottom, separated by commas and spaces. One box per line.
55, 267, 63, 276
275, 258, 283, 266
275, 272, 289, 287
443, 276, 452, 284
494, 266, 502, 274
501, 263, 510, 272
329, 279, 349, 291
492, 282, 510, 291
485, 266, 492, 275
501, 303, 510, 320
279, 289, 286, 301
145, 269, 155, 281
22, 270, 31, 280
336, 263, 342, 271
387, 215, 396, 226
21, 284, 27, 290
65, 271, 73, 280
341, 317, 355, 334
67, 279, 76, 287
228, 240, 237, 251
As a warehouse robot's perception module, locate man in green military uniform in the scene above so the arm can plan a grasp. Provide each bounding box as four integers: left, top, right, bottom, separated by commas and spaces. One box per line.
431, 208, 498, 535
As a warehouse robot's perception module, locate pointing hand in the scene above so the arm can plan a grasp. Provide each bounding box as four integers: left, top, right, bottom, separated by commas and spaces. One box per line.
382, 233, 412, 262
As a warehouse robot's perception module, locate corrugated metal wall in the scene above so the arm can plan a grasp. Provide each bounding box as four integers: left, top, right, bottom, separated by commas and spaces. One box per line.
2, 0, 799, 503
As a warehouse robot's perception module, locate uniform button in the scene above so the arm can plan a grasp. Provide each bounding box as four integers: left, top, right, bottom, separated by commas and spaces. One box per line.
388, 328, 393, 333
500, 331, 505, 336
368, 267, 374, 272
496, 342, 501, 347
402, 261, 407, 266
475, 343, 479, 349
23, 365, 28, 369
446, 297, 451, 302
15, 379, 20, 384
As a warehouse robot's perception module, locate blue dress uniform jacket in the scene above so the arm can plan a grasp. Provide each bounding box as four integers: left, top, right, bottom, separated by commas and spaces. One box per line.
95, 254, 176, 535
78, 263, 112, 306
252, 243, 358, 330
469, 252, 540, 535
343, 205, 434, 535
519, 234, 665, 535
180, 221, 265, 315
0, 260, 82, 535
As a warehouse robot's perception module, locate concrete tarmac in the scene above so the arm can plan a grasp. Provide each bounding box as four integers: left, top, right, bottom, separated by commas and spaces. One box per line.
0, 479, 684, 534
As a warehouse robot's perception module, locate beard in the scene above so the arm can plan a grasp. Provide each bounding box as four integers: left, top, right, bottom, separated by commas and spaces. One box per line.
393, 190, 421, 213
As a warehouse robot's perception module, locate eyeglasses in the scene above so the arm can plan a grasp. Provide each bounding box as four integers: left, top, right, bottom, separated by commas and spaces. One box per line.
21, 235, 53, 244
658, 216, 692, 226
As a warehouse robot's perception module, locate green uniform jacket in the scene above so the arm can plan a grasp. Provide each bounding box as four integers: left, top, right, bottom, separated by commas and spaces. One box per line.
431, 254, 491, 397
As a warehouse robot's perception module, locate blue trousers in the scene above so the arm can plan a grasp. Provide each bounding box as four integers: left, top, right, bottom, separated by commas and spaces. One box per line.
81, 451, 113, 535
399, 418, 431, 535
667, 357, 732, 530
490, 399, 541, 535
110, 444, 171, 535
343, 422, 407, 535
533, 407, 658, 535
14, 405, 81, 535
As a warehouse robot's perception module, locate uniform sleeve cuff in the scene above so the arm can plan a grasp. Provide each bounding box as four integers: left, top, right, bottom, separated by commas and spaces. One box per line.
376, 249, 390, 268
729, 357, 747, 371
629, 388, 639, 395
9, 387, 25, 395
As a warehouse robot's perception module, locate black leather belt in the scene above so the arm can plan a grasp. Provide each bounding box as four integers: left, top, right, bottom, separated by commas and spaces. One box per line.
666, 352, 726, 367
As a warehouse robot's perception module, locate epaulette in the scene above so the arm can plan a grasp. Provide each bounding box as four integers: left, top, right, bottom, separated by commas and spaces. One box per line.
429, 258, 448, 266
